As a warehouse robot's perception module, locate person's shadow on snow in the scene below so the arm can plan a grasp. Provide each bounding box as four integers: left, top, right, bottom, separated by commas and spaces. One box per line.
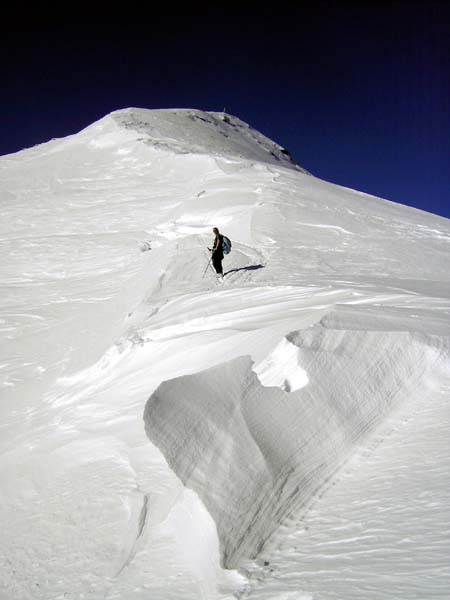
224, 264, 265, 276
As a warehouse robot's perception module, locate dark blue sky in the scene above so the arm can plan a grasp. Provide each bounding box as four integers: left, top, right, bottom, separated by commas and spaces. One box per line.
2, 3, 449, 219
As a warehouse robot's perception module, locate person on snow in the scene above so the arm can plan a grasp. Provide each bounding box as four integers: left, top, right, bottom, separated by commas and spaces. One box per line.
210, 227, 224, 277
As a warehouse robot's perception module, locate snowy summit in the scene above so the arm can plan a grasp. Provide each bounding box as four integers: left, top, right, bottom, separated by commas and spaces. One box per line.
1, 108, 449, 600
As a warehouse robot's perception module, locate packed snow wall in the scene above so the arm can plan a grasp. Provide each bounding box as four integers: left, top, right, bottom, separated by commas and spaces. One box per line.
144, 304, 450, 568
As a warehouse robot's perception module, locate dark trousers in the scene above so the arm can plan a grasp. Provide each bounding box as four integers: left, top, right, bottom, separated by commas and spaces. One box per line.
212, 253, 223, 274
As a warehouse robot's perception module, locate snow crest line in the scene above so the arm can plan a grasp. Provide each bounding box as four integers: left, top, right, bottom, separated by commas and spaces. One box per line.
116, 492, 149, 576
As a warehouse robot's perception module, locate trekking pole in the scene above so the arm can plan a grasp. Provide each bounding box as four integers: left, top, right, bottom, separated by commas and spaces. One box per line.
202, 258, 212, 278
202, 249, 213, 278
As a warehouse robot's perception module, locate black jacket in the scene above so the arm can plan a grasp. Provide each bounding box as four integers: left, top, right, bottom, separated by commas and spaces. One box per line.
212, 234, 224, 258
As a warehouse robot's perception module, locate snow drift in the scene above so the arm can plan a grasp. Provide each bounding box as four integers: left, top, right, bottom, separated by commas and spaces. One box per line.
144, 305, 449, 568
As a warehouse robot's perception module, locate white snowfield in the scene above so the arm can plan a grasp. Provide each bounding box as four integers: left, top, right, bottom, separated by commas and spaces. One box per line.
1, 108, 449, 600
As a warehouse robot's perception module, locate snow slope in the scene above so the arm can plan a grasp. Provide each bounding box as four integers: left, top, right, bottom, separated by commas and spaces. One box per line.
1, 108, 449, 599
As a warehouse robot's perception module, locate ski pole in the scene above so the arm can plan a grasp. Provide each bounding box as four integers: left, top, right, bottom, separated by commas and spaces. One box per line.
202, 253, 213, 278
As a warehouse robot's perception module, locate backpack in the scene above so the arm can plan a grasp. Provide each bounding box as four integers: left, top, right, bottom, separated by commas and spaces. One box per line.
222, 235, 232, 255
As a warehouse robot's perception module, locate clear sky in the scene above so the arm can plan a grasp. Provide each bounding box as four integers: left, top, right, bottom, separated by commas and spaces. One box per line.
2, 3, 449, 219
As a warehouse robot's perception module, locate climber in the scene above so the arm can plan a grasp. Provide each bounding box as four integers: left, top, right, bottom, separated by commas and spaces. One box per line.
210, 227, 224, 277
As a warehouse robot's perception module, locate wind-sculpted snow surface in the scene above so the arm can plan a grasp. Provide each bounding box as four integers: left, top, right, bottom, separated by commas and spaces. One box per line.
144, 307, 449, 567
1, 107, 450, 599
